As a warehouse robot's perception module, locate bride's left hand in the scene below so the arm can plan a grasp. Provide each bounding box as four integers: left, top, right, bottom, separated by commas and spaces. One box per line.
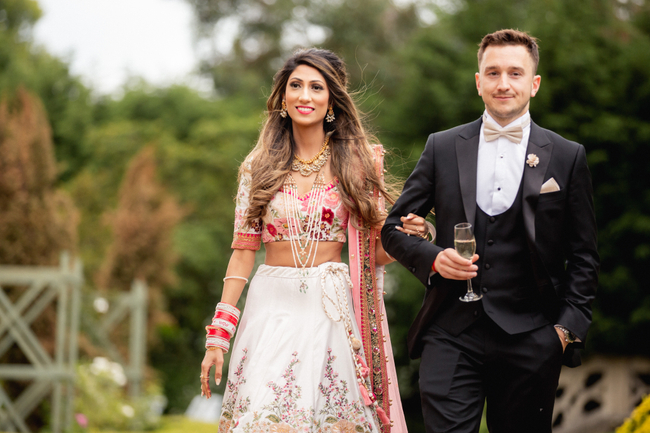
397, 213, 427, 237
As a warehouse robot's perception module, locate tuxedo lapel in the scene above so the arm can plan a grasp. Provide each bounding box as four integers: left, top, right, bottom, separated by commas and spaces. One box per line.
455, 119, 482, 227
522, 122, 553, 244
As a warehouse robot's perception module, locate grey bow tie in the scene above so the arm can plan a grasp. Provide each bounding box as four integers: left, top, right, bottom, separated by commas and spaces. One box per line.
483, 116, 531, 143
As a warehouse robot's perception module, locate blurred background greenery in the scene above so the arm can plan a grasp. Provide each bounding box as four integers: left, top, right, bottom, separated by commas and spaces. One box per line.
1, 0, 649, 431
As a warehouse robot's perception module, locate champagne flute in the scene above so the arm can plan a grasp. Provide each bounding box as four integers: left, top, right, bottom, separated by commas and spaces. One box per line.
454, 222, 481, 302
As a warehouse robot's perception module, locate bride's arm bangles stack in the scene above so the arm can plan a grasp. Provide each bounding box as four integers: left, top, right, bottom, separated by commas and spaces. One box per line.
206, 277, 247, 352
206, 302, 241, 352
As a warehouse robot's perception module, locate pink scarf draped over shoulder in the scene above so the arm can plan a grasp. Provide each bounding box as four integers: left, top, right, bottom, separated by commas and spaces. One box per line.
348, 144, 408, 433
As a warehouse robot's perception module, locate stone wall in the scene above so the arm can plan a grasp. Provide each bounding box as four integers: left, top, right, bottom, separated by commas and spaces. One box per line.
553, 356, 650, 433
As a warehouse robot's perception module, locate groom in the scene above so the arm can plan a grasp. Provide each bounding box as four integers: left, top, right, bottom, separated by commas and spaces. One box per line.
382, 29, 599, 433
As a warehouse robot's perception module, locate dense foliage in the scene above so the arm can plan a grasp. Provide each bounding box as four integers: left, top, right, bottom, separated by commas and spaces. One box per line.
1, 0, 649, 429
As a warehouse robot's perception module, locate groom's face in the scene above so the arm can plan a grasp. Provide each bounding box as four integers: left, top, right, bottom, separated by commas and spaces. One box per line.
475, 44, 541, 127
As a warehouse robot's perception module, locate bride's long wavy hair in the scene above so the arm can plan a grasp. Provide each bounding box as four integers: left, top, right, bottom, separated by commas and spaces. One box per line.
240, 48, 395, 229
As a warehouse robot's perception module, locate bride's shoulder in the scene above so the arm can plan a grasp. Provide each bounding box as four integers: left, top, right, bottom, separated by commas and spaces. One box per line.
240, 150, 262, 174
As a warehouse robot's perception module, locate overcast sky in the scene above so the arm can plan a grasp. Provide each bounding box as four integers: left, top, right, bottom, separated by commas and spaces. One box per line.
33, 0, 206, 95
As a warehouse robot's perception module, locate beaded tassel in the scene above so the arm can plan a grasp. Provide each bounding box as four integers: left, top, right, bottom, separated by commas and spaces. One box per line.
321, 265, 390, 426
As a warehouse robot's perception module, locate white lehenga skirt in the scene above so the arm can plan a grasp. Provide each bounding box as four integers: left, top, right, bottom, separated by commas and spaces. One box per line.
218, 262, 382, 433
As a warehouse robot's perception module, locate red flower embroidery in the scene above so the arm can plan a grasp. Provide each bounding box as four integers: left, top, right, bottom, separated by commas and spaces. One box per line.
321, 208, 334, 225
251, 220, 262, 232
267, 223, 277, 236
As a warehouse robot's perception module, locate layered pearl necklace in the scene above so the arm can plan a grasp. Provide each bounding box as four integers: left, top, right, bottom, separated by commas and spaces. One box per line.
282, 135, 333, 293
282, 171, 327, 293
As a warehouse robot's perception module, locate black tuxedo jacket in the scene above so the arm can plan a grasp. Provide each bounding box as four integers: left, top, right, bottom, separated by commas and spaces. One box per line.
382, 118, 599, 365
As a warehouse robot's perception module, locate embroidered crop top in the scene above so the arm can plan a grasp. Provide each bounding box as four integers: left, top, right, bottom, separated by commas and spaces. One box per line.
231, 164, 350, 251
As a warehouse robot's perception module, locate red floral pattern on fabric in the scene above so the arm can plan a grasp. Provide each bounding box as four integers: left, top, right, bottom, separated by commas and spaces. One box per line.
321, 208, 334, 225
232, 161, 349, 249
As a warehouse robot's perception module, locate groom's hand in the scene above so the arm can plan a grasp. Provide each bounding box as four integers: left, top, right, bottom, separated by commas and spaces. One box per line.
555, 327, 568, 353
434, 248, 478, 280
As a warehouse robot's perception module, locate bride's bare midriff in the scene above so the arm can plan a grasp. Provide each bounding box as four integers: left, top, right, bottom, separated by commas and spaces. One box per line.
264, 241, 344, 267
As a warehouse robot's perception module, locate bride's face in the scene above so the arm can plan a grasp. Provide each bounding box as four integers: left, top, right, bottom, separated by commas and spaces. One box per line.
284, 64, 330, 129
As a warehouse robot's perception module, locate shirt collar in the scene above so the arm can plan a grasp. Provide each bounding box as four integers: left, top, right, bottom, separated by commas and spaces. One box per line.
482, 110, 531, 130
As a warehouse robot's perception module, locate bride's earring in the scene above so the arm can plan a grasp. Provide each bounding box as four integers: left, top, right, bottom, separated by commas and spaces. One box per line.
326, 105, 335, 123
280, 100, 288, 118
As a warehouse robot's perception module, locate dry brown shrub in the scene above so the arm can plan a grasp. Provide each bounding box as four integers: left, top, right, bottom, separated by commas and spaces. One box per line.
0, 87, 78, 266
96, 145, 186, 349
0, 87, 79, 352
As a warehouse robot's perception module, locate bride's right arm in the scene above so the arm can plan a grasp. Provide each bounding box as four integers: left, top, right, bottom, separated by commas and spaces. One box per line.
201, 160, 261, 398
200, 248, 256, 399
221, 248, 256, 305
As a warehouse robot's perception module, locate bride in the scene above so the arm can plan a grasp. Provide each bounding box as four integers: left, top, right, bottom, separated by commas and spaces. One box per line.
200, 48, 427, 433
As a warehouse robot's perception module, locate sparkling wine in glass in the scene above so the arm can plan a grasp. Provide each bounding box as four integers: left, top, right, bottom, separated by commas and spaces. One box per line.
454, 222, 482, 302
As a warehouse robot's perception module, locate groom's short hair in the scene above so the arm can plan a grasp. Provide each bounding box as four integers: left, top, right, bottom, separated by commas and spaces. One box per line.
478, 29, 540, 73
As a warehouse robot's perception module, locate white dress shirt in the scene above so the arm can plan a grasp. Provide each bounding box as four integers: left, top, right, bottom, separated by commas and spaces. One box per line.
428, 111, 532, 281
476, 111, 531, 216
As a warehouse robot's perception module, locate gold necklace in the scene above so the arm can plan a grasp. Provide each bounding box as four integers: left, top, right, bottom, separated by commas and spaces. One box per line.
291, 135, 331, 177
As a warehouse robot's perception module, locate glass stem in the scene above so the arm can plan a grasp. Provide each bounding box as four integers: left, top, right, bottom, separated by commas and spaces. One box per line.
467, 279, 474, 294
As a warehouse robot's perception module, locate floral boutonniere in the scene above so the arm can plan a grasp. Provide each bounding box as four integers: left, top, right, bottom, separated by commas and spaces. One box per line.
527, 154, 539, 168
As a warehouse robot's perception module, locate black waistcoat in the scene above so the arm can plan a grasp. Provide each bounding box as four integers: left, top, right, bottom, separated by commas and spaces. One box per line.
433, 178, 550, 336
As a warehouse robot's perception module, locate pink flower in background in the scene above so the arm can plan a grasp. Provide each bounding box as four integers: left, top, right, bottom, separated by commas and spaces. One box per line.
75, 413, 88, 428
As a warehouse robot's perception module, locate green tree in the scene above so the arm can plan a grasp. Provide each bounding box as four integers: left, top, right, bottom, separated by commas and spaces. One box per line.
1, 0, 94, 181
185, 0, 421, 105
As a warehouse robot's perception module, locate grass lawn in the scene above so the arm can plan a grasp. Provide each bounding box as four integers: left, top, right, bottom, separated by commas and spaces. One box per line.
87, 415, 216, 433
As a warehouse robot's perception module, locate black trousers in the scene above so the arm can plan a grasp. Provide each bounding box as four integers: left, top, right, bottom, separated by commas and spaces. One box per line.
419, 315, 564, 433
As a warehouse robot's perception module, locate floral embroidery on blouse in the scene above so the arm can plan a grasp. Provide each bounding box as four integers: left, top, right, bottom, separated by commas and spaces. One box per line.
219, 349, 376, 433
231, 162, 349, 250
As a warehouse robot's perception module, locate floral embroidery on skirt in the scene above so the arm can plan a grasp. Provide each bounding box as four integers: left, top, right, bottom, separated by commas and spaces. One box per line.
218, 263, 381, 433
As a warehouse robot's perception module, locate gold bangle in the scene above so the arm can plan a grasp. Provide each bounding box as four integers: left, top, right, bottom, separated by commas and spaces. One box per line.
206, 347, 219, 351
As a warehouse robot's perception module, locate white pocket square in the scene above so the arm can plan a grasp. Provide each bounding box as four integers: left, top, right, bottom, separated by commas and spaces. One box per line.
540, 177, 560, 194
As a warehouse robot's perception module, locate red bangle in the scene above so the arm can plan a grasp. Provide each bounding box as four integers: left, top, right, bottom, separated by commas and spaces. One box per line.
210, 318, 236, 336
431, 259, 437, 273
206, 326, 226, 337
206, 327, 231, 341
214, 310, 238, 326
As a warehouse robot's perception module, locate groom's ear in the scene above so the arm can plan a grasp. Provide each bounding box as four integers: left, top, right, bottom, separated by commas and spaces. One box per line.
475, 72, 481, 96
530, 75, 541, 97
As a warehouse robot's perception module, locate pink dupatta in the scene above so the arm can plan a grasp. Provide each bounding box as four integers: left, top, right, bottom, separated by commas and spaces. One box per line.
348, 145, 408, 433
